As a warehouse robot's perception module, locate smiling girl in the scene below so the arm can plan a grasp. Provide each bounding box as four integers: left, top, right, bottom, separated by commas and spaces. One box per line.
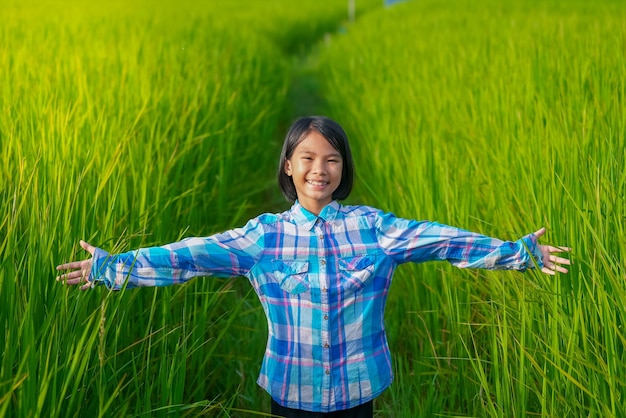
57, 115, 570, 417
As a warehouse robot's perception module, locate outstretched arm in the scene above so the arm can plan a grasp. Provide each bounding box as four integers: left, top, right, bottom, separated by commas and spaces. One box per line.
56, 219, 265, 290
375, 211, 571, 273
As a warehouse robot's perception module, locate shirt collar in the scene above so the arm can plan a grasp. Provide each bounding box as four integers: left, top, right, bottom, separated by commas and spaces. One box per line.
290, 200, 341, 230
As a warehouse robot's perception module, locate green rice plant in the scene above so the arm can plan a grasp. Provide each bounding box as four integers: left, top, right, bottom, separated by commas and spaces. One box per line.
316, 0, 626, 415
0, 0, 383, 416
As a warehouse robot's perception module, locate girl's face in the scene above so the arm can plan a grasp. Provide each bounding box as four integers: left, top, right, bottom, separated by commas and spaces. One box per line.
284, 130, 343, 215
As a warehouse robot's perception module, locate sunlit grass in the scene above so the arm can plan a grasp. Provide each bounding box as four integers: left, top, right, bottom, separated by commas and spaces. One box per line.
318, 0, 625, 415
3, 0, 624, 416
0, 0, 382, 416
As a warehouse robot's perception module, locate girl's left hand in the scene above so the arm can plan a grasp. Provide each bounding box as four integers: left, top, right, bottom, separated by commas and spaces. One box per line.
534, 227, 571, 275
56, 240, 97, 290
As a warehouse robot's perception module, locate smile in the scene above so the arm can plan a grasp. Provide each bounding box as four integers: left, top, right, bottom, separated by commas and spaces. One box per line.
307, 180, 329, 186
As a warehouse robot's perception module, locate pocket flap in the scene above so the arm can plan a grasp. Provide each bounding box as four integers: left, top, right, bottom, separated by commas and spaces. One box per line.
272, 260, 309, 275
339, 255, 376, 271
272, 260, 310, 295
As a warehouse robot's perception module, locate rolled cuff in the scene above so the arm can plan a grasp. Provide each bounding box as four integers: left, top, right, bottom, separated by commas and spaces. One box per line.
90, 247, 116, 289
523, 233, 544, 271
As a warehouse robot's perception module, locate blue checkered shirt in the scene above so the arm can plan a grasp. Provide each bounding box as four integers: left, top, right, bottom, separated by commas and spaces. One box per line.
91, 201, 543, 412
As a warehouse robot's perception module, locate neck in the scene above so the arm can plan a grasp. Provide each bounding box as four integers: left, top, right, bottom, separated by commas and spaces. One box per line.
299, 199, 332, 216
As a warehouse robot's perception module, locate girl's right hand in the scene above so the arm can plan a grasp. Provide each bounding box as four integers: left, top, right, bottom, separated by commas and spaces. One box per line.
56, 240, 97, 290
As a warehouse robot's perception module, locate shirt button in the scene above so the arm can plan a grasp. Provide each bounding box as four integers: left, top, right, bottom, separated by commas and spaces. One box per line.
324, 342, 330, 348
323, 314, 328, 320
320, 259, 326, 265
322, 287, 328, 292
319, 234, 324, 240
325, 369, 330, 375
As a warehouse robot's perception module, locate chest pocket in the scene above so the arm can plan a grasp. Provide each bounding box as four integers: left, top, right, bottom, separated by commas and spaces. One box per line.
339, 255, 376, 293
272, 260, 310, 295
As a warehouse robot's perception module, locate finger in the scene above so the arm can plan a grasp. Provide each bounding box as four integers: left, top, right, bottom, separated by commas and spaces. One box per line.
56, 261, 84, 270
56, 270, 84, 281
554, 265, 569, 274
79, 282, 93, 291
80, 240, 96, 256
60, 272, 89, 285
549, 255, 572, 265
541, 262, 569, 275
545, 245, 572, 253
533, 227, 546, 239
62, 277, 85, 285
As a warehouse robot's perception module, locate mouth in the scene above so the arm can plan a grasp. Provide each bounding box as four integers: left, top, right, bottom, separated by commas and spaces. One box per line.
306, 179, 329, 187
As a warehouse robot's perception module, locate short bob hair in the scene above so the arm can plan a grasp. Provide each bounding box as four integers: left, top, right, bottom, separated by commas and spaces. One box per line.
278, 116, 354, 202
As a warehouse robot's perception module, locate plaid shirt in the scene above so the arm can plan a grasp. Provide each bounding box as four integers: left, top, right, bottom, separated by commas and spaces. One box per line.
91, 201, 543, 412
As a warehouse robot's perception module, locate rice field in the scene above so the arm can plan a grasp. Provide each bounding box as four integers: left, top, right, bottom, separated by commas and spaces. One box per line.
317, 0, 626, 415
1, 0, 624, 416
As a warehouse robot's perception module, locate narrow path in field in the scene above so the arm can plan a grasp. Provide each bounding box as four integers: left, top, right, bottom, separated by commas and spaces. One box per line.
283, 5, 391, 119
283, 22, 356, 120
287, 51, 328, 119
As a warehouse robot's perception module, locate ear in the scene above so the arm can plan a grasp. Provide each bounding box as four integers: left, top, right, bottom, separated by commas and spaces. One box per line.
284, 159, 293, 176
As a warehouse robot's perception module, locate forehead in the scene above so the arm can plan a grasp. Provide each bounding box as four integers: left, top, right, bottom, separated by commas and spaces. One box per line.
293, 131, 341, 156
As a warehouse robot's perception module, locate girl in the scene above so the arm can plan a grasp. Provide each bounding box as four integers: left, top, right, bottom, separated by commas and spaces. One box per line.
57, 116, 570, 417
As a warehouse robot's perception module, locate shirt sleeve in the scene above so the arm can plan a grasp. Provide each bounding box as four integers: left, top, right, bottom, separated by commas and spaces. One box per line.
89, 218, 265, 290
374, 211, 544, 271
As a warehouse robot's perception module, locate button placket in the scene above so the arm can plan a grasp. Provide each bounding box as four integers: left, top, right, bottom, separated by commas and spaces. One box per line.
315, 224, 332, 386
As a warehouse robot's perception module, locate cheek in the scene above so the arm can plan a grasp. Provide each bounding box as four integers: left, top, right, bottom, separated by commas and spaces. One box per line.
334, 165, 344, 179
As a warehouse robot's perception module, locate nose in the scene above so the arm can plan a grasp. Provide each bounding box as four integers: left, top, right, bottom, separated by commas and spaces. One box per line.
311, 159, 327, 174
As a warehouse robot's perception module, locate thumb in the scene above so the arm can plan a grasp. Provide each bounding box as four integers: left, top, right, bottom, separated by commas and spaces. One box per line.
533, 227, 546, 239
79, 240, 97, 256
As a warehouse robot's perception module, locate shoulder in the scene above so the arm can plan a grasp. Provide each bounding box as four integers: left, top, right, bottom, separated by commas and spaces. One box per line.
336, 204, 388, 231
341, 204, 427, 233
337, 204, 406, 226
337, 203, 384, 218
246, 208, 293, 226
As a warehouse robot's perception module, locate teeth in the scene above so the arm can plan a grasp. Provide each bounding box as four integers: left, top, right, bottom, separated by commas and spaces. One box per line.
307, 180, 327, 186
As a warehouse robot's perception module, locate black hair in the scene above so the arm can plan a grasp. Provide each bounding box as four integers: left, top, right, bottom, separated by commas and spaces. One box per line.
278, 116, 354, 202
